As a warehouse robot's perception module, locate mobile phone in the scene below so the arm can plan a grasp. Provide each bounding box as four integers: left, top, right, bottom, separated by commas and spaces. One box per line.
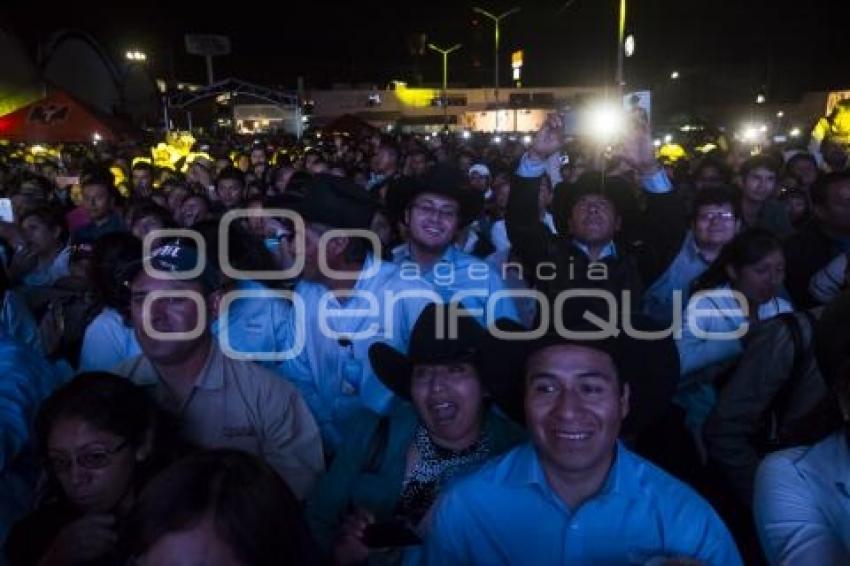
362, 521, 422, 548
0, 198, 14, 223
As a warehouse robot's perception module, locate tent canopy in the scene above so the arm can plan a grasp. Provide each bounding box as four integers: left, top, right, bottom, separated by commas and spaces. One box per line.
0, 89, 130, 143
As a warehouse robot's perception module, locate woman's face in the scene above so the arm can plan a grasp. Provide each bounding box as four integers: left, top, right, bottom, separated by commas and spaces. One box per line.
728, 248, 786, 307
47, 417, 138, 513
410, 362, 485, 451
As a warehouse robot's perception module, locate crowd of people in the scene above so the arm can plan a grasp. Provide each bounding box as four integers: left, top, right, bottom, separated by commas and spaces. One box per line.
0, 110, 849, 565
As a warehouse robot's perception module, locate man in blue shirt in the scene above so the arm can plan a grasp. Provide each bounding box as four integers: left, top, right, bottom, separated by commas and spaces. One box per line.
421, 335, 742, 565
391, 165, 521, 326
642, 186, 741, 326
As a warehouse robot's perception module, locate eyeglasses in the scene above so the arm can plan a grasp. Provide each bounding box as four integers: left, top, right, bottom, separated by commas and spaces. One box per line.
46, 441, 129, 475
697, 211, 736, 223
411, 203, 459, 222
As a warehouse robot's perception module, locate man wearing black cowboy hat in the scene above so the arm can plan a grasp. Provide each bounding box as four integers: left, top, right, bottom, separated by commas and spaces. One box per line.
421, 325, 741, 565
306, 303, 524, 564
279, 174, 434, 452
390, 164, 520, 326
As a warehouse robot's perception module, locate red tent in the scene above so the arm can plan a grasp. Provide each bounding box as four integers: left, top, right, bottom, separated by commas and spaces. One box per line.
0, 90, 129, 143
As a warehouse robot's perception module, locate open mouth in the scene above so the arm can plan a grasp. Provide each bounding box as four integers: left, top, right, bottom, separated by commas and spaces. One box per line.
429, 401, 458, 423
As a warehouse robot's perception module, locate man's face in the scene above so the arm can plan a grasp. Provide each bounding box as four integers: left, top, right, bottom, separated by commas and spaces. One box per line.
405, 193, 461, 254
132, 169, 153, 195
469, 172, 489, 193
742, 167, 777, 203
728, 248, 786, 306
216, 179, 243, 209
179, 196, 209, 228
410, 362, 484, 450
525, 345, 628, 479
817, 178, 850, 235
693, 165, 725, 191
410, 153, 428, 177
376, 148, 396, 174
567, 194, 619, 246
82, 184, 113, 221
789, 158, 818, 187
130, 272, 207, 366
693, 203, 737, 250
250, 148, 266, 167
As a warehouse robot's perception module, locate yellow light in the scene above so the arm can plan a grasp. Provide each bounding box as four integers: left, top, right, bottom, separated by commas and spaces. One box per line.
583, 102, 626, 143
393, 84, 439, 108
790, 127, 801, 137
756, 94, 766, 104
522, 134, 532, 145
670, 71, 679, 80
462, 131, 471, 139
776, 111, 784, 118
664, 134, 673, 144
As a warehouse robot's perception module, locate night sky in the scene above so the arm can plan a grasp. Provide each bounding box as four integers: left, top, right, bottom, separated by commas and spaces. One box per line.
4, 0, 850, 100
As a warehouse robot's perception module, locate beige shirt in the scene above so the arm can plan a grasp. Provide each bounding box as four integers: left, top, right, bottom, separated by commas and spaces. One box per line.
113, 343, 324, 499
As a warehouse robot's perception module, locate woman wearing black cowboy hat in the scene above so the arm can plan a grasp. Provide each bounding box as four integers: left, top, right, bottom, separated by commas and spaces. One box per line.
305, 303, 525, 565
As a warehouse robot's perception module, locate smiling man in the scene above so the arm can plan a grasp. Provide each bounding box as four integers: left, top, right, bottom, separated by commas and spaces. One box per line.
421, 333, 742, 565
391, 165, 520, 326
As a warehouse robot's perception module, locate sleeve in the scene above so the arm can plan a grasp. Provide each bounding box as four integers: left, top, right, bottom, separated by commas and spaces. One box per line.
809, 253, 848, 305
259, 377, 325, 500
676, 294, 745, 377
657, 484, 744, 566
305, 413, 379, 554
489, 221, 511, 252
506, 164, 560, 276
703, 317, 797, 503
754, 450, 850, 565
78, 312, 130, 372
418, 490, 475, 566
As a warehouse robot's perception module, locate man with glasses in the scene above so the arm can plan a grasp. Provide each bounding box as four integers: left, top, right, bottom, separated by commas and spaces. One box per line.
391, 165, 520, 326
642, 186, 741, 326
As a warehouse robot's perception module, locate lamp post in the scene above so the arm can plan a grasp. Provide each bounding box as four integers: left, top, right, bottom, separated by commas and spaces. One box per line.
428, 43, 462, 127
472, 6, 520, 90
615, 0, 626, 87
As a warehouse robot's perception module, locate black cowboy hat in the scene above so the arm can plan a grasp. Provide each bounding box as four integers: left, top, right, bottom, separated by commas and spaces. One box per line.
388, 164, 484, 227
288, 173, 378, 230
369, 302, 489, 400
479, 314, 679, 435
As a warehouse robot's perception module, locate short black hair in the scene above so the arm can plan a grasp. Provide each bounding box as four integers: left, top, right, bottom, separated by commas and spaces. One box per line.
216, 166, 245, 188
691, 185, 741, 220
123, 449, 316, 565
811, 171, 850, 207
740, 154, 781, 180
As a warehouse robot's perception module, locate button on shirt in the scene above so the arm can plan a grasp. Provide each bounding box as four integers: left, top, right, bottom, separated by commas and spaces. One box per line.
421, 442, 742, 565
279, 254, 433, 450
391, 244, 520, 326
755, 431, 850, 565
113, 343, 324, 499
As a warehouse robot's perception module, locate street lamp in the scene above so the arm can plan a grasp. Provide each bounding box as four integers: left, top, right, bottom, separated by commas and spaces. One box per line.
472, 6, 520, 89
428, 43, 462, 92
670, 70, 680, 80
428, 43, 462, 127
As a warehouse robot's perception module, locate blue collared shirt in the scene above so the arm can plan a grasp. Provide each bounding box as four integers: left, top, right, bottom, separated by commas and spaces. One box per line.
391, 244, 521, 326
642, 231, 712, 326
420, 441, 742, 565
279, 254, 434, 450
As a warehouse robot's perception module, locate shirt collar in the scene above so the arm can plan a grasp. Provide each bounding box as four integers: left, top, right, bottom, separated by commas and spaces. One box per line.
512, 441, 637, 498
392, 242, 456, 266
135, 340, 223, 391
573, 240, 618, 260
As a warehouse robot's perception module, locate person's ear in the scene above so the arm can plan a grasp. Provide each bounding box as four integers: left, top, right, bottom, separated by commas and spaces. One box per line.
725, 264, 738, 283
403, 208, 411, 226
